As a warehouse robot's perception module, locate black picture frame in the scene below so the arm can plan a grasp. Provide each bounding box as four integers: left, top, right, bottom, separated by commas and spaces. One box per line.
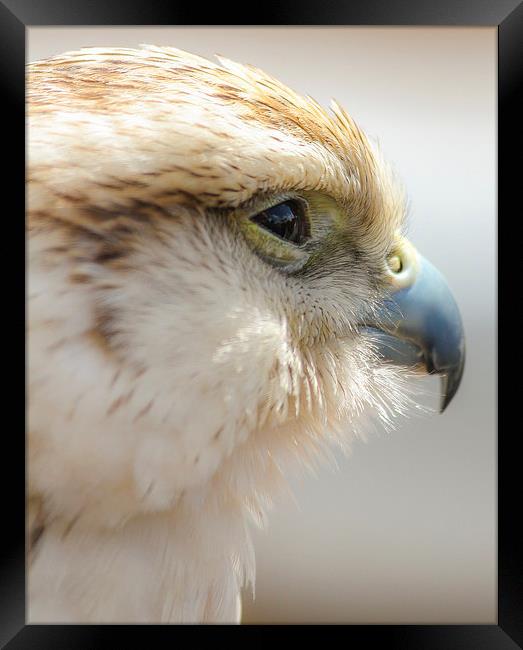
2, 0, 519, 646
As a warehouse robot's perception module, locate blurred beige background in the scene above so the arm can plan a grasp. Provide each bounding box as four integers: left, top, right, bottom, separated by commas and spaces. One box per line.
27, 27, 496, 623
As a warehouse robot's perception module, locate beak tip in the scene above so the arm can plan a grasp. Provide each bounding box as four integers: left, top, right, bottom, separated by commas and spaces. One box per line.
438, 355, 465, 414
439, 389, 451, 414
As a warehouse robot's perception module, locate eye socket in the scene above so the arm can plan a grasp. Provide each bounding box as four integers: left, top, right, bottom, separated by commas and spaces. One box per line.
250, 200, 310, 245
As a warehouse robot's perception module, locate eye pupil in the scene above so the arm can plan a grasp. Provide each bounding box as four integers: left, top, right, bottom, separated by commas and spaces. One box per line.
251, 200, 308, 245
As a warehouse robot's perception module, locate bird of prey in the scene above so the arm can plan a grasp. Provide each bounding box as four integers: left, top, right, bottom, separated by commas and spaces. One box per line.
27, 46, 465, 623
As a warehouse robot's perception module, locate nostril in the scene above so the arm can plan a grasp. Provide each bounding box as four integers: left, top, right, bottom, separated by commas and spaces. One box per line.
388, 254, 403, 274
385, 239, 420, 290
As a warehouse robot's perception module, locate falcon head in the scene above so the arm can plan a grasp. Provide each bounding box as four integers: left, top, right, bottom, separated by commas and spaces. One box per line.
28, 46, 464, 533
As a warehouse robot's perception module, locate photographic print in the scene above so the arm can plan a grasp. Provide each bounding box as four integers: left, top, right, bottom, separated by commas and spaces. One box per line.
25, 26, 495, 625
0, 0, 517, 641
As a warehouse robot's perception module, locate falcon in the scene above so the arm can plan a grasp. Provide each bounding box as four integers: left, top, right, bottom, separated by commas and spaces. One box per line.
27, 46, 465, 623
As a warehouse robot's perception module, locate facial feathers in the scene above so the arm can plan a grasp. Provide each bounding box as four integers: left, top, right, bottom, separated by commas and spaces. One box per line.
27, 46, 413, 623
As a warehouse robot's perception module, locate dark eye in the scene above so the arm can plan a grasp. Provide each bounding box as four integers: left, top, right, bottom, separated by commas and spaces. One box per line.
250, 200, 309, 245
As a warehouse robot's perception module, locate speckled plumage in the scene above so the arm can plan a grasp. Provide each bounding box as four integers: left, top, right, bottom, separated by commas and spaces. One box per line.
28, 46, 414, 623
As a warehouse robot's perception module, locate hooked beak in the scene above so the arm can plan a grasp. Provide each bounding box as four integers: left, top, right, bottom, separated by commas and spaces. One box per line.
363, 240, 465, 412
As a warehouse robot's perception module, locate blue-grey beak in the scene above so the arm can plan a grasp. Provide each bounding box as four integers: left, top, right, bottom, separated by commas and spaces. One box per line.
363, 247, 465, 413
